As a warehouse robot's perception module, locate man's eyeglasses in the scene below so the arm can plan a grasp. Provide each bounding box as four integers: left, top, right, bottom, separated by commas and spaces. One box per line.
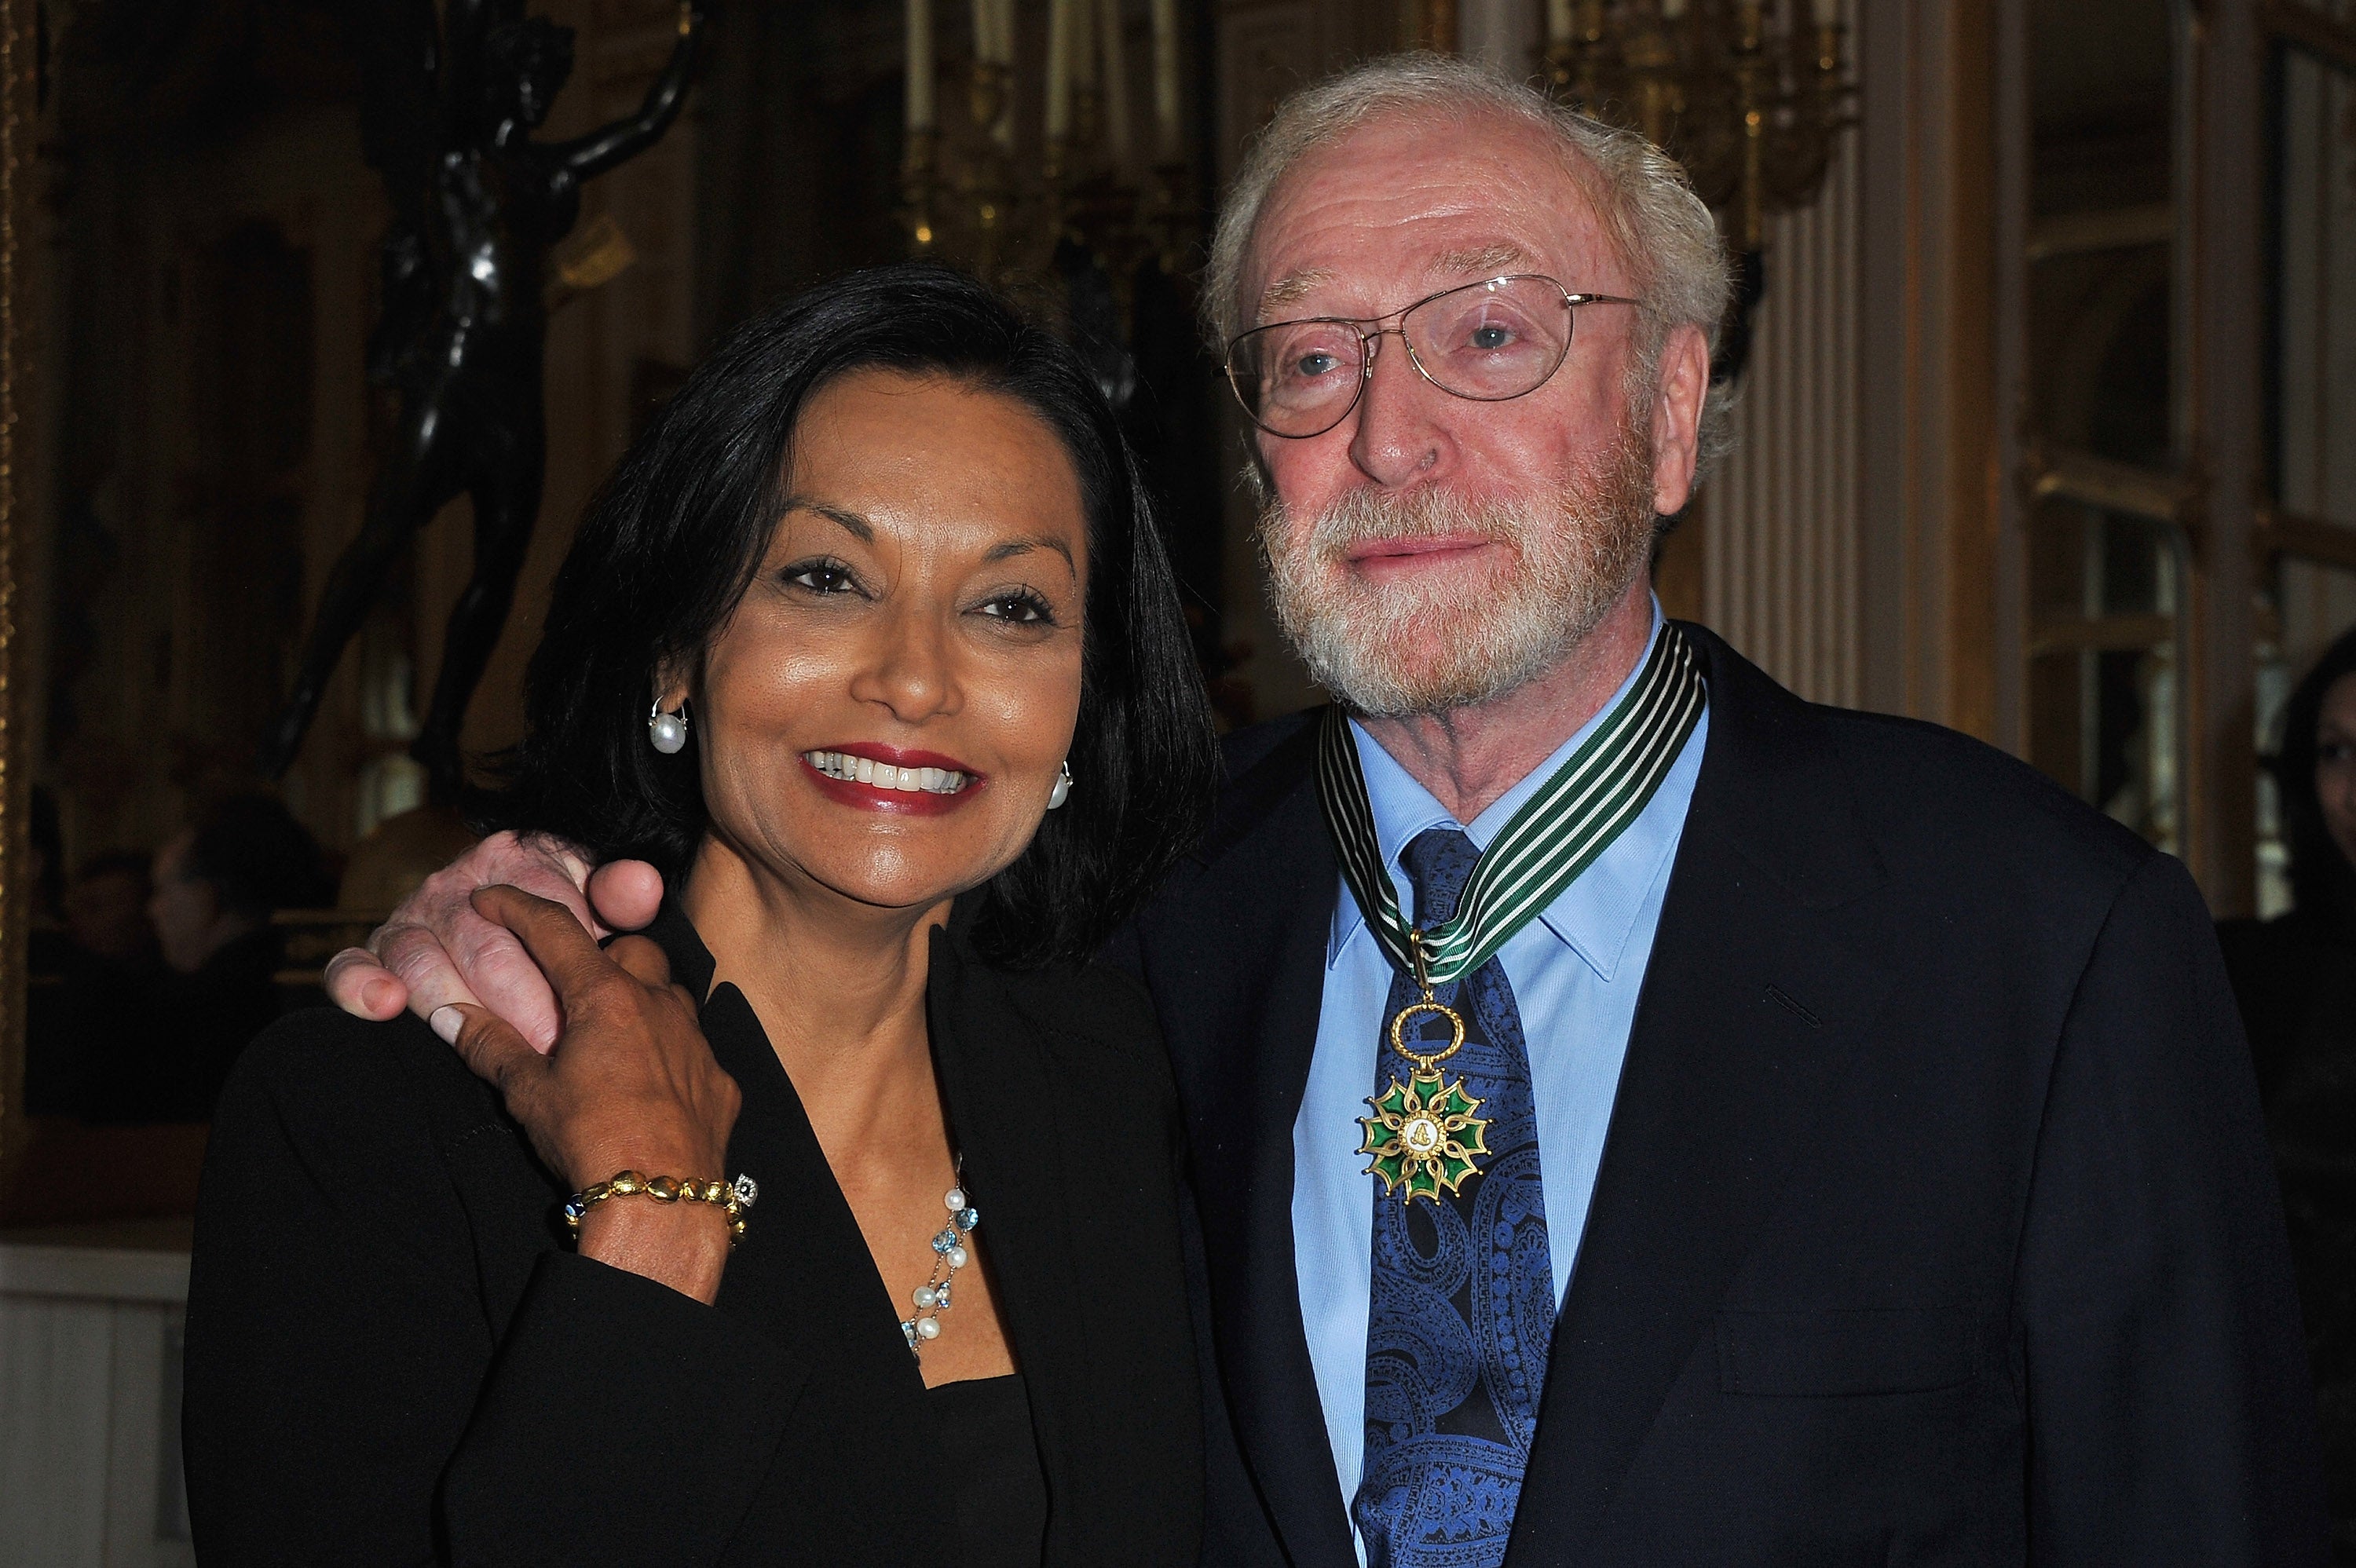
1223, 275, 1641, 440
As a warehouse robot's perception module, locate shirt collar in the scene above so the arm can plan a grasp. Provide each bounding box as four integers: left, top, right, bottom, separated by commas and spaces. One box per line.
1326, 600, 1684, 981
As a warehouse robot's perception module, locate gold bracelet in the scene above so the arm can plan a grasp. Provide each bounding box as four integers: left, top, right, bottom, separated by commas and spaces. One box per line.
562, 1170, 752, 1248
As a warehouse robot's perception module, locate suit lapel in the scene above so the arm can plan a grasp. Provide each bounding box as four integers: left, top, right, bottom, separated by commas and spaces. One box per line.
1150, 720, 1361, 1568
1505, 629, 1894, 1566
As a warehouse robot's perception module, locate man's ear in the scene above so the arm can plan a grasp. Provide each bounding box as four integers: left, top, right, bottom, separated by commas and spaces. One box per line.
1648, 323, 1711, 519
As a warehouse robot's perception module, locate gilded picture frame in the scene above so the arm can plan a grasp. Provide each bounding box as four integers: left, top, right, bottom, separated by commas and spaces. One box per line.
0, 0, 31, 1190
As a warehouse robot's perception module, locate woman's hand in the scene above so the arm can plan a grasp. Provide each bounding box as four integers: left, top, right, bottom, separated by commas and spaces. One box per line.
438, 885, 743, 1303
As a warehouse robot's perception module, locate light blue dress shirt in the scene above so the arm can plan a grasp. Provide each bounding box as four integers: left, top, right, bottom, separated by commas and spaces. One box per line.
1290, 606, 1709, 1550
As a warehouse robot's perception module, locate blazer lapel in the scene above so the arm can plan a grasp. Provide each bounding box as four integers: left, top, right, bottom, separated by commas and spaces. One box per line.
699, 982, 942, 1402
1505, 629, 1896, 1566
923, 928, 1101, 1567
637, 906, 940, 1552
1150, 720, 1361, 1568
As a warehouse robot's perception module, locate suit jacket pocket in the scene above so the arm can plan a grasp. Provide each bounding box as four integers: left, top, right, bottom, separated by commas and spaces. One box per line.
1716, 1307, 1974, 1396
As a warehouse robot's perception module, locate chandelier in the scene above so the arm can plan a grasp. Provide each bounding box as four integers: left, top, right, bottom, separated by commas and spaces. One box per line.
897, 0, 1194, 302
1542, 0, 1853, 375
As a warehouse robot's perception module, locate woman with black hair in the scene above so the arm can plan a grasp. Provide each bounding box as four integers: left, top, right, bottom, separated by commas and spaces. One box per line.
182, 265, 1220, 1566
2222, 623, 2356, 1554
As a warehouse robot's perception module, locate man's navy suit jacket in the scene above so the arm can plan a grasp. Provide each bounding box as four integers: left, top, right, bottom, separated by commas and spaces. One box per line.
1113, 623, 2327, 1566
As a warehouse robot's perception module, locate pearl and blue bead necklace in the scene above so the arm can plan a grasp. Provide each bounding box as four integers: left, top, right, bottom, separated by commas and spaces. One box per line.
902, 1169, 981, 1359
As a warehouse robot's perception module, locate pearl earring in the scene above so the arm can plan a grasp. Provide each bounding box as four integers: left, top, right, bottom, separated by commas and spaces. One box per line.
648, 700, 690, 755
1047, 761, 1073, 810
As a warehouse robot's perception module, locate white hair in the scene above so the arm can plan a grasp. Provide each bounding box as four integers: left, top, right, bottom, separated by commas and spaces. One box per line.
1204, 52, 1735, 463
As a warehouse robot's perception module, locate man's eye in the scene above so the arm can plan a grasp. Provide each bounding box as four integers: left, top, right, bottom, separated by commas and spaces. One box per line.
1292, 352, 1341, 378
1468, 324, 1513, 350
979, 591, 1053, 624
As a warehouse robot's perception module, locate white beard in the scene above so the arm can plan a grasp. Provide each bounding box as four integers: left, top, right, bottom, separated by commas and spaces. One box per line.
1258, 418, 1659, 718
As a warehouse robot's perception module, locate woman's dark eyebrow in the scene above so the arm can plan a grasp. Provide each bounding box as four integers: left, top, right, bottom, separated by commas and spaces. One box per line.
781, 498, 1070, 572
781, 497, 873, 541
986, 536, 1077, 572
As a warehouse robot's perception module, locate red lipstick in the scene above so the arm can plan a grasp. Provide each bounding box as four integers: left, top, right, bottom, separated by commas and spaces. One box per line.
829, 743, 977, 770
799, 741, 986, 817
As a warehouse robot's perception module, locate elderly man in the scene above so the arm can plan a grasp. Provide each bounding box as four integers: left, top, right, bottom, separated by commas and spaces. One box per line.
327, 56, 2321, 1566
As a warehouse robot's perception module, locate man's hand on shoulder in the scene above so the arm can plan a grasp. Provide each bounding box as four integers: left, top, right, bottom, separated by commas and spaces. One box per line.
324, 831, 666, 1052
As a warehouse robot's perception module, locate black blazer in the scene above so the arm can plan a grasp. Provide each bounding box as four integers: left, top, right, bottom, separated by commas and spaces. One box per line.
183, 905, 1203, 1566
1121, 624, 2326, 1566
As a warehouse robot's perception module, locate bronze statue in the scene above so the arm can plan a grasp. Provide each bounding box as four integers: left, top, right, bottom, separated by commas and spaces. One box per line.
260, 0, 708, 793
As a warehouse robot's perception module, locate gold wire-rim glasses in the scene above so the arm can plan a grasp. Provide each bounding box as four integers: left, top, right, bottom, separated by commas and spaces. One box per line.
1222, 274, 1642, 440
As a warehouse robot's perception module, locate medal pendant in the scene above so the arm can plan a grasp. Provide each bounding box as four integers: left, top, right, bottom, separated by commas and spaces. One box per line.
1359, 992, 1489, 1204
1359, 1065, 1490, 1203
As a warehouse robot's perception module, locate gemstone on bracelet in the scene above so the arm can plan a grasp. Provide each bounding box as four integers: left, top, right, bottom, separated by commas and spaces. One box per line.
957, 1208, 979, 1232
563, 1198, 587, 1223
932, 1228, 958, 1254
933, 1281, 951, 1309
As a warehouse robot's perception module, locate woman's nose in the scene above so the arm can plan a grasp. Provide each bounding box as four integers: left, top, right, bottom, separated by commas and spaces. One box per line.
849, 610, 961, 722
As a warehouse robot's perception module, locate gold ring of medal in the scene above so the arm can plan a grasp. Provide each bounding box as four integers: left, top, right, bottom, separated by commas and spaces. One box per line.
1358, 930, 1493, 1204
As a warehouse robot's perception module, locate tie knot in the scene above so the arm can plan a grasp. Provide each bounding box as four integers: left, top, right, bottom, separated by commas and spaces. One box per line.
1398, 827, 1479, 927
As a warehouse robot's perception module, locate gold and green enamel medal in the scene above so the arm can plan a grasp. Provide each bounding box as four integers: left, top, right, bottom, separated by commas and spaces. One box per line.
1317, 623, 1710, 1210
1359, 930, 1492, 1202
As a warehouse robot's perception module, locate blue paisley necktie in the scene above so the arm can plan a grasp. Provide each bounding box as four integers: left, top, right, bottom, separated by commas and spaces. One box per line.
1352, 826, 1555, 1568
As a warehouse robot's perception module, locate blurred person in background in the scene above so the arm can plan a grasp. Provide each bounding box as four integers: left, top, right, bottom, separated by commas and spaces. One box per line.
24, 784, 66, 953
64, 849, 160, 967
24, 784, 78, 1114
138, 794, 333, 1120
2223, 622, 2356, 1558
26, 835, 164, 1117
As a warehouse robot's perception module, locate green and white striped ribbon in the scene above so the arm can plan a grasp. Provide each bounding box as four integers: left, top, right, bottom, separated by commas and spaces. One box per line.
1317, 623, 1707, 988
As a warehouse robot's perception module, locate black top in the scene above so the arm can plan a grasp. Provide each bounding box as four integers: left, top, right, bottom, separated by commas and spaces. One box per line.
1115, 622, 2328, 1566
2221, 902, 2356, 1552
181, 905, 1202, 1567
2220, 902, 2356, 1106
930, 1373, 1048, 1568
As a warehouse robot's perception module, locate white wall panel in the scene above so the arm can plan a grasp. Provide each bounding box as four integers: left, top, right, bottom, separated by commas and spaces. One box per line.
0, 1244, 193, 1568
1703, 30, 1864, 709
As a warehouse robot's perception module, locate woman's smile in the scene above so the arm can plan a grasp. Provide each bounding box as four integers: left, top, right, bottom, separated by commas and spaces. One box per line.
801, 743, 982, 814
